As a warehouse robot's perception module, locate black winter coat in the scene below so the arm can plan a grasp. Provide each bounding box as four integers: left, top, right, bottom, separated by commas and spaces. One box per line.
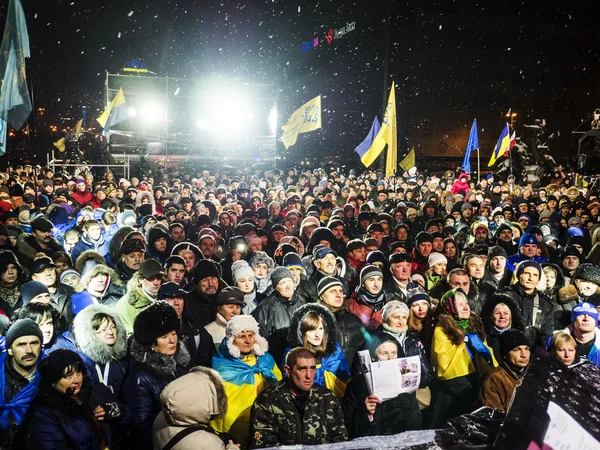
296, 270, 349, 304
252, 291, 306, 364
183, 285, 222, 330
332, 305, 365, 369
488, 284, 557, 348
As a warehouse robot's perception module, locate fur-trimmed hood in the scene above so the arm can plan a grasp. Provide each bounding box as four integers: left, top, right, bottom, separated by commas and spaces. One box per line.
287, 302, 338, 355
479, 293, 527, 334
75, 263, 122, 293
72, 304, 127, 364
130, 338, 190, 379
435, 312, 486, 346
135, 191, 156, 213
123, 271, 152, 306
160, 366, 228, 426
75, 250, 107, 274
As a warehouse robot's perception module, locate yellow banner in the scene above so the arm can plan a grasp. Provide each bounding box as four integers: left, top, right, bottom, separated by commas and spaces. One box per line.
280, 95, 321, 149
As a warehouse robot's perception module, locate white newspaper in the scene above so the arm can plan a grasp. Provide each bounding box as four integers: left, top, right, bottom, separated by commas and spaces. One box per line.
542, 401, 599, 450
357, 350, 421, 401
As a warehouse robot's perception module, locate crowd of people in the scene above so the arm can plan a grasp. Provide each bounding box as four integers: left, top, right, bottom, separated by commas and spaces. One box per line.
0, 162, 598, 449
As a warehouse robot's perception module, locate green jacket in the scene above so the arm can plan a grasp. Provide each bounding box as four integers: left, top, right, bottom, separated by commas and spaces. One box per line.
114, 273, 153, 336
250, 380, 347, 448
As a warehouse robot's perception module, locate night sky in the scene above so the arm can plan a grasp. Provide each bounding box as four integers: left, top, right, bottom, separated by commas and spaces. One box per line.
2, 0, 599, 168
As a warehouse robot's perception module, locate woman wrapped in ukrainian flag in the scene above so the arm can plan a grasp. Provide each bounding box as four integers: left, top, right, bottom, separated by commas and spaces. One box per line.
211, 315, 282, 448
283, 303, 351, 399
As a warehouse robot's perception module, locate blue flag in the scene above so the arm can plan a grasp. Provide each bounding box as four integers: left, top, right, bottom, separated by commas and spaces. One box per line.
354, 116, 381, 165
462, 119, 479, 174
0, 119, 7, 156
0, 0, 32, 131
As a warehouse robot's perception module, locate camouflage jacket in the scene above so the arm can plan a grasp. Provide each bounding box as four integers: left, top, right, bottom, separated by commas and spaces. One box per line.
250, 380, 348, 448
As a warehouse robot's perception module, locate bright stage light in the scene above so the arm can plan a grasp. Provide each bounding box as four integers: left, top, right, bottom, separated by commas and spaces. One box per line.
268, 107, 277, 134
196, 119, 208, 129
139, 101, 163, 124
128, 106, 137, 117
211, 95, 252, 133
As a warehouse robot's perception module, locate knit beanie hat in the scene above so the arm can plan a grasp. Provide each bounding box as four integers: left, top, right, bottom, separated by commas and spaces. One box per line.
317, 276, 343, 298
5, 318, 43, 349
365, 331, 399, 361
21, 281, 50, 305
571, 302, 599, 326
487, 246, 508, 260
519, 233, 539, 247
39, 349, 83, 384
59, 269, 81, 285
231, 260, 254, 284
225, 315, 268, 358
499, 329, 530, 360
415, 232, 433, 245
382, 300, 409, 323
406, 289, 431, 308
515, 260, 542, 279
360, 265, 383, 286
428, 252, 447, 267
440, 288, 468, 320
192, 259, 221, 284
270, 266, 293, 288
282, 253, 303, 269
133, 301, 180, 345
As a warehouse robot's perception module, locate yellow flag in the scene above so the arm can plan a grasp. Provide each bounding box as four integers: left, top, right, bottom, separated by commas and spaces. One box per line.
280, 95, 321, 149
384, 83, 397, 176
53, 137, 66, 153
399, 147, 416, 171
73, 119, 83, 136
97, 87, 127, 128
361, 82, 397, 169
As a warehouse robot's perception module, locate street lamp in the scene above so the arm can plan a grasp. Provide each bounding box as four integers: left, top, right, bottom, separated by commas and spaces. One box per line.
506, 111, 517, 129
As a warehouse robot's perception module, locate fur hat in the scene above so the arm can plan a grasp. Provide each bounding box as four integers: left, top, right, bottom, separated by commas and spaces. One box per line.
39, 349, 83, 384
231, 260, 254, 284
225, 315, 268, 358
133, 301, 180, 345
382, 300, 409, 323
573, 263, 600, 286
249, 251, 274, 270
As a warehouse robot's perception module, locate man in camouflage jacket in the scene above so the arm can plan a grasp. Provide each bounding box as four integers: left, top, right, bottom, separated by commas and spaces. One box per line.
250, 347, 348, 448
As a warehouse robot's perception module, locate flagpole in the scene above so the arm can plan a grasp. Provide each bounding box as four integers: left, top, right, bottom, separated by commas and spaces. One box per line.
379, 0, 392, 170
477, 148, 480, 184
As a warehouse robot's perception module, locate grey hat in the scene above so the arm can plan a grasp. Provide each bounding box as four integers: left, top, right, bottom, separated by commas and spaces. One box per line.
271, 266, 293, 287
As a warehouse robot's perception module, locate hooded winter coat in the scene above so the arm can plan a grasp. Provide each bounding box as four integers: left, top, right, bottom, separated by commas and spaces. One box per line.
115, 273, 156, 336
479, 295, 528, 361
72, 304, 129, 398
316, 299, 365, 368
285, 303, 351, 398
71, 264, 125, 316
123, 340, 190, 450
153, 367, 237, 450
70, 233, 109, 265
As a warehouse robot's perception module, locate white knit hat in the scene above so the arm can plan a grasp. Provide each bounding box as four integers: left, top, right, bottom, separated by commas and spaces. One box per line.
225, 315, 268, 358
428, 252, 447, 267
382, 300, 410, 323
231, 260, 255, 284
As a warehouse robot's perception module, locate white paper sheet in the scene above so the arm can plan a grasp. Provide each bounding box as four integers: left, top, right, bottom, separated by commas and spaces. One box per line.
542, 401, 599, 450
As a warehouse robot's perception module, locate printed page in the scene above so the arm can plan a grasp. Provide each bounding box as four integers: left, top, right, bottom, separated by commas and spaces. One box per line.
542, 401, 599, 450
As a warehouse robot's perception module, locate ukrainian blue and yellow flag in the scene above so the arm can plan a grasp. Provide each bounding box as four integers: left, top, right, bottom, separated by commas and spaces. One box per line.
488, 123, 510, 167
280, 95, 321, 149
354, 116, 381, 165
97, 88, 128, 136
356, 82, 397, 174
211, 341, 282, 448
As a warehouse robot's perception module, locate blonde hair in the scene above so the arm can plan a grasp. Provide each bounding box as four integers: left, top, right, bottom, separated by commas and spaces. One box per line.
549, 332, 576, 357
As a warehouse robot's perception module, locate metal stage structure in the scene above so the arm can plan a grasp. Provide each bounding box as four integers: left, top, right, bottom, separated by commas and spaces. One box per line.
47, 150, 132, 179
103, 72, 278, 165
